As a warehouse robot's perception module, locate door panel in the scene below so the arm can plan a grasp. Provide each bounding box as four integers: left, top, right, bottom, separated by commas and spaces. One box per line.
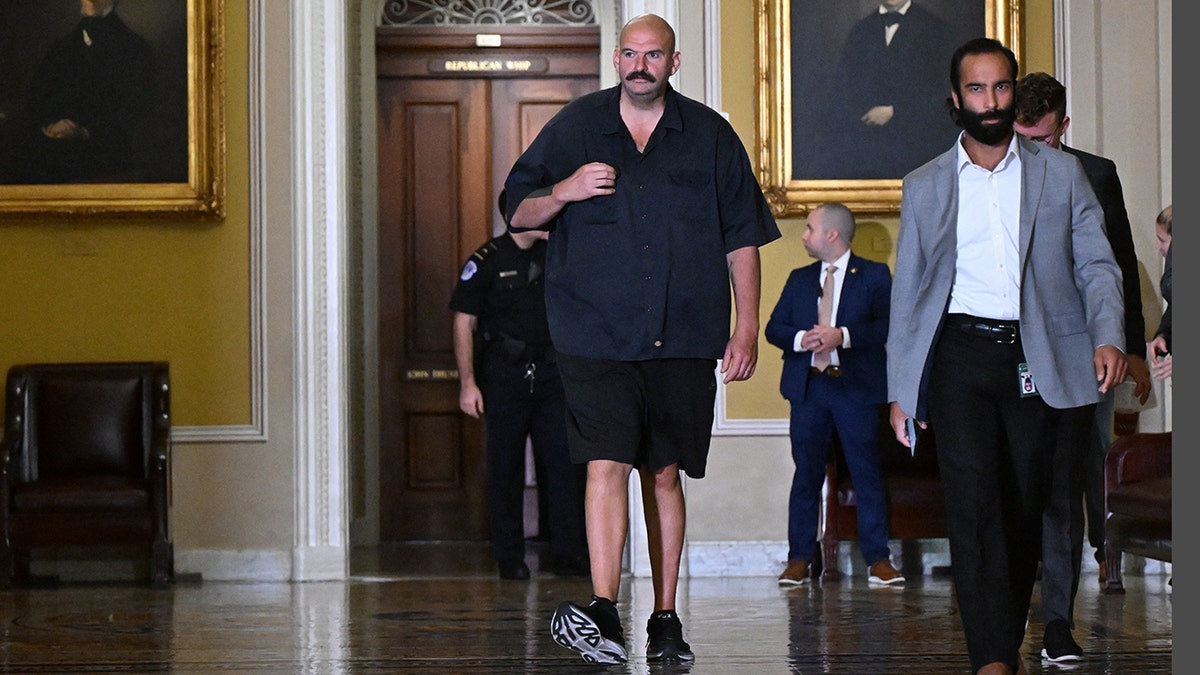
377, 78, 490, 541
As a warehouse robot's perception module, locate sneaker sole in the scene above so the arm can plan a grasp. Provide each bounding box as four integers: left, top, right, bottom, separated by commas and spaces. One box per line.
550, 602, 627, 665
778, 577, 810, 587
1041, 648, 1083, 662
647, 645, 696, 663
868, 576, 906, 586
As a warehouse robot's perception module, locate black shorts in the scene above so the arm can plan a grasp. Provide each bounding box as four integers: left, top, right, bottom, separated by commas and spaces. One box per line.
556, 354, 718, 479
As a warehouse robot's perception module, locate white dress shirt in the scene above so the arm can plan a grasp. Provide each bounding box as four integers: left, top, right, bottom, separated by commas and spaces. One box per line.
795, 248, 853, 366
948, 132, 1022, 321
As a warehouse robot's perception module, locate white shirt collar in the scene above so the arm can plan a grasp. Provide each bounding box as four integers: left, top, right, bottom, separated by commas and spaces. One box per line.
879, 1, 912, 16
955, 131, 1020, 174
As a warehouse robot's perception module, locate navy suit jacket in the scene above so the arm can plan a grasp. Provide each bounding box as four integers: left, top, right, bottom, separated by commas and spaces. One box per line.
765, 253, 891, 404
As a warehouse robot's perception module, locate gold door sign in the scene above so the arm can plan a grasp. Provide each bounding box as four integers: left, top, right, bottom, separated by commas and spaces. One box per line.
405, 369, 459, 381
430, 58, 549, 74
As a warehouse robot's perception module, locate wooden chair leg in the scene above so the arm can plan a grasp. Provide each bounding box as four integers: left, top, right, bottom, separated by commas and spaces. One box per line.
151, 541, 174, 587
821, 535, 842, 580
1103, 545, 1126, 594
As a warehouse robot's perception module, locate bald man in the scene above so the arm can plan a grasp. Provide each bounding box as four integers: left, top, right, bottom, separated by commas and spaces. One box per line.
505, 13, 780, 665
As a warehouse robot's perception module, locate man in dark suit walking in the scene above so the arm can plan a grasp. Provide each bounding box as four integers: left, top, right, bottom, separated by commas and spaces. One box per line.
1013, 71, 1152, 663
887, 39, 1126, 675
766, 202, 903, 587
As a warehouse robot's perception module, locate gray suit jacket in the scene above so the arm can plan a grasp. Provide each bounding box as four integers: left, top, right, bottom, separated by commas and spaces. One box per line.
887, 135, 1125, 418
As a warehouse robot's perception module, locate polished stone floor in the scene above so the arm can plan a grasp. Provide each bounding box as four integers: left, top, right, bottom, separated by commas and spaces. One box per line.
0, 543, 1173, 673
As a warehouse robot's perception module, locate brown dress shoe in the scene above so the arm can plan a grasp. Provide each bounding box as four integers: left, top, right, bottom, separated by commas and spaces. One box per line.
778, 559, 811, 586
867, 559, 906, 585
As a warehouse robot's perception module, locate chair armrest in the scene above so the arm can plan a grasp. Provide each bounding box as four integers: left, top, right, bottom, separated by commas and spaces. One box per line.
1105, 432, 1171, 489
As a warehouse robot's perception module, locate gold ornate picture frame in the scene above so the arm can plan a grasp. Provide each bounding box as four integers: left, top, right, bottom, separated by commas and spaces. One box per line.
0, 0, 225, 218
754, 0, 1020, 216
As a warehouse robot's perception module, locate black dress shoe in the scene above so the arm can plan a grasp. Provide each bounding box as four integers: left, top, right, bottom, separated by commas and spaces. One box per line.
498, 559, 530, 580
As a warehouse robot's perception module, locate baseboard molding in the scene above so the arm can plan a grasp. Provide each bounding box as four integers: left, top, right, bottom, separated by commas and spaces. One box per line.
176, 549, 292, 581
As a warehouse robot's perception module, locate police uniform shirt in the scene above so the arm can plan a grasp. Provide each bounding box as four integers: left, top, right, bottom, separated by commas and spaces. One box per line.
448, 232, 551, 348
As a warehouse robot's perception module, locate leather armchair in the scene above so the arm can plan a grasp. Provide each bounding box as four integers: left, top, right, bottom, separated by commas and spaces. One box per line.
1, 362, 173, 586
1103, 431, 1171, 594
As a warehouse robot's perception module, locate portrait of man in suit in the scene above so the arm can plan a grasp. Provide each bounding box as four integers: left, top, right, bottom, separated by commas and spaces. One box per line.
0, 0, 188, 185
886, 38, 1126, 675
789, 0, 984, 180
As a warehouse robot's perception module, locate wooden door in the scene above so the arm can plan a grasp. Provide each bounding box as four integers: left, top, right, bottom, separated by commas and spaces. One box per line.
375, 27, 599, 542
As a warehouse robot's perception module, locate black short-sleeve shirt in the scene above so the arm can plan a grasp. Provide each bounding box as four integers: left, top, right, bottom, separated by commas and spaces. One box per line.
504, 85, 781, 361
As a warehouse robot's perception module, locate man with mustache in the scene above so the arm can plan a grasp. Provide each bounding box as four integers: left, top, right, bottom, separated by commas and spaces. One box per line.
504, 13, 780, 665
886, 37, 1126, 675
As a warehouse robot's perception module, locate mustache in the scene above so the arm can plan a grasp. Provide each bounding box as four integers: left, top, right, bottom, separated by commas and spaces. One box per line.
977, 109, 1007, 121
625, 70, 656, 83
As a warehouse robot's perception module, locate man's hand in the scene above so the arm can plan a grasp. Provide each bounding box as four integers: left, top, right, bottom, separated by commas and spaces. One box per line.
861, 105, 894, 126
459, 383, 484, 419
888, 401, 925, 448
41, 118, 88, 140
1094, 345, 1128, 394
1149, 336, 1172, 380
801, 325, 842, 354
721, 328, 758, 384
553, 162, 618, 203
1126, 354, 1152, 405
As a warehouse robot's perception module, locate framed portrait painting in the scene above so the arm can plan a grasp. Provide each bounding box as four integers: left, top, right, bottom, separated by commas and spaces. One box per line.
0, 0, 224, 218
755, 0, 1020, 216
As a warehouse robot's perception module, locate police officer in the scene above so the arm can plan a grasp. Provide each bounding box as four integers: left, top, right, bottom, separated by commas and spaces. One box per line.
450, 195, 588, 580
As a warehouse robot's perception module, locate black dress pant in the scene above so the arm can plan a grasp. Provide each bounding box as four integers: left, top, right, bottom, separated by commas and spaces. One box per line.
480, 357, 586, 565
927, 321, 1060, 673
1041, 403, 1096, 627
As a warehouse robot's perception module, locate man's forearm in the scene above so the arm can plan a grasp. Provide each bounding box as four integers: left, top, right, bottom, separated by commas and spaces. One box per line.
727, 246, 762, 336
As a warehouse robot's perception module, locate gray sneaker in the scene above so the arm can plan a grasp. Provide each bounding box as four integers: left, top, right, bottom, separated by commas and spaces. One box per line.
646, 610, 694, 663
550, 596, 627, 664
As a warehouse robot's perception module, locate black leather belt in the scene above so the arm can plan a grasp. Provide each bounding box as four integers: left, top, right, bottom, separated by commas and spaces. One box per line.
946, 314, 1019, 344
810, 366, 842, 377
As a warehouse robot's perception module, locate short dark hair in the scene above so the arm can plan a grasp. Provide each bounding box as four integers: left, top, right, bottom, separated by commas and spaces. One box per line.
949, 37, 1019, 93
1014, 72, 1067, 126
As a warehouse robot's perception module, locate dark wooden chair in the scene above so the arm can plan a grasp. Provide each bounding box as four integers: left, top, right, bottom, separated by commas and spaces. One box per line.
1103, 431, 1171, 594
1, 362, 173, 586
821, 405, 946, 579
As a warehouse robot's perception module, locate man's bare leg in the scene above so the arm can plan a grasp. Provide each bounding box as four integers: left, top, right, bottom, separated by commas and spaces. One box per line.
587, 459, 633, 601
640, 463, 686, 611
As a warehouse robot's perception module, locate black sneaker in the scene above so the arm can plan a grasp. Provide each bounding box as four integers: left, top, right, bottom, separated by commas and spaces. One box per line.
550, 596, 627, 664
1041, 619, 1083, 662
646, 609, 694, 663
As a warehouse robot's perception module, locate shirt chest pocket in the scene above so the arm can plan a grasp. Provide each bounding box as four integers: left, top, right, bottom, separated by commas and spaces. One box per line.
665, 169, 712, 218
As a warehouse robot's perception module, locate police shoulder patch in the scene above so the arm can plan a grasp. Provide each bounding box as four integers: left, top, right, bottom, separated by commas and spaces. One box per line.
460, 260, 478, 281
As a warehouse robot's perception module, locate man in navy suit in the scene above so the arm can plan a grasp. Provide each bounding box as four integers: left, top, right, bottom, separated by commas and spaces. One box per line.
1013, 71, 1152, 663
887, 39, 1126, 675
766, 202, 903, 587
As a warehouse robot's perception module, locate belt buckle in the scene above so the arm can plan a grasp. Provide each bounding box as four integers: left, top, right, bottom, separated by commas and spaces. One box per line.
994, 325, 1017, 344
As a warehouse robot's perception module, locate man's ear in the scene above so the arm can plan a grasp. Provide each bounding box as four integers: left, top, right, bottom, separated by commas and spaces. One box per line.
1059, 115, 1071, 138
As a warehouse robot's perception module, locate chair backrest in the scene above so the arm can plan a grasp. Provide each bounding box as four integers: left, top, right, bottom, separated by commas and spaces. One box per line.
5, 362, 170, 483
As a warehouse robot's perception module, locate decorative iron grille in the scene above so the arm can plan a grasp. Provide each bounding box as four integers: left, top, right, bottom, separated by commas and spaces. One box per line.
380, 0, 596, 26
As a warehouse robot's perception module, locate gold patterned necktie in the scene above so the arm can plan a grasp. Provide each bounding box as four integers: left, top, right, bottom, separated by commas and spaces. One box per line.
813, 265, 836, 372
